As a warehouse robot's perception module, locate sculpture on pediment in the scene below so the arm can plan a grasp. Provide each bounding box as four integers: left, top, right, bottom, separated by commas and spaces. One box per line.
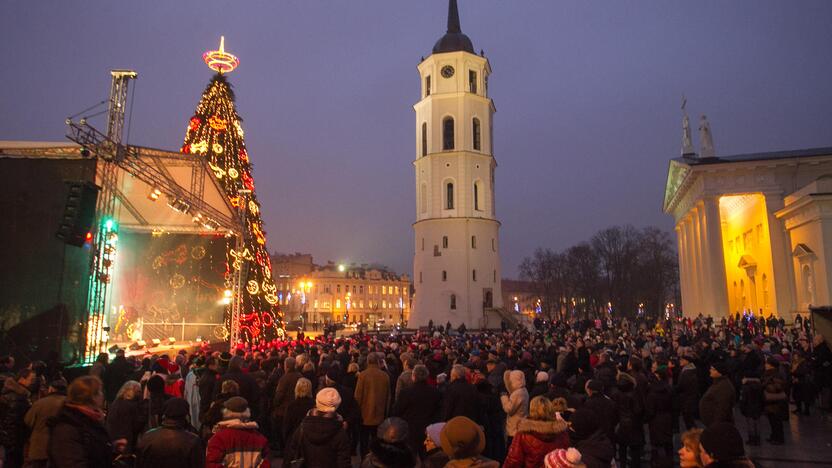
699, 115, 716, 158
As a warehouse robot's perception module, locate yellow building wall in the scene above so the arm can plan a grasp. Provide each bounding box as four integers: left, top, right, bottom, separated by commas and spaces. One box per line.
720, 194, 777, 316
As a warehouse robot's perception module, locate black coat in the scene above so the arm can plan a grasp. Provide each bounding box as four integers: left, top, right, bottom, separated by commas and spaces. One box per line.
613, 389, 644, 446
0, 378, 31, 454
583, 394, 618, 442
135, 420, 203, 468
392, 381, 441, 450
48, 405, 113, 468
197, 368, 220, 414
220, 369, 259, 414
285, 411, 351, 468
674, 366, 699, 415
699, 376, 735, 427
739, 377, 764, 419
573, 431, 615, 468
442, 379, 483, 424
645, 378, 673, 445
104, 357, 133, 402
105, 398, 144, 453
283, 396, 315, 442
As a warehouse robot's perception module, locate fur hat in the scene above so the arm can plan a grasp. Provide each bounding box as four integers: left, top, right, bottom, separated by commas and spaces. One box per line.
544, 448, 583, 468
440, 416, 485, 459
700, 422, 745, 461
222, 396, 250, 420
316, 387, 342, 413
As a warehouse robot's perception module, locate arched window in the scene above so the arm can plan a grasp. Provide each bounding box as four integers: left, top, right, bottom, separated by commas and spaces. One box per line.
473, 118, 481, 151
450, 294, 457, 310
446, 182, 454, 209
421, 122, 428, 157
442, 270, 447, 282
443, 117, 455, 150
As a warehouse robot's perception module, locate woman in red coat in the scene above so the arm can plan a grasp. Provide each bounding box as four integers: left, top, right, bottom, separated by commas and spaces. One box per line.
504, 396, 569, 468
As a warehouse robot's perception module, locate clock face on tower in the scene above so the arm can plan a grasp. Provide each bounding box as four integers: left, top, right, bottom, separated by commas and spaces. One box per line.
441, 65, 455, 78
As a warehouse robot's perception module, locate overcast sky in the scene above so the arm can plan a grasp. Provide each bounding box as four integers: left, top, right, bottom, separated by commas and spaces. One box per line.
2, 1, 831, 277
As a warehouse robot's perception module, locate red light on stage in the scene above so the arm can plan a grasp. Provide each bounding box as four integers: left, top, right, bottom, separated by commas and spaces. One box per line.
85, 232, 93, 242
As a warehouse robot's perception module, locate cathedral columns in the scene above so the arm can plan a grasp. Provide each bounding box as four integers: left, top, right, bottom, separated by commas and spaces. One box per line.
764, 193, 797, 317
682, 216, 701, 315
689, 210, 706, 315
676, 224, 693, 315
702, 197, 730, 316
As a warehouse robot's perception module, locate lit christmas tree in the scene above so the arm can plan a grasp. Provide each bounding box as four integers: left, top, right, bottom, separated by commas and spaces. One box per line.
181, 37, 282, 342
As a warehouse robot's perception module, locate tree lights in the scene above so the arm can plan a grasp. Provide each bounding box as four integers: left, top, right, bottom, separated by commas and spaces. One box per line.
181, 39, 282, 342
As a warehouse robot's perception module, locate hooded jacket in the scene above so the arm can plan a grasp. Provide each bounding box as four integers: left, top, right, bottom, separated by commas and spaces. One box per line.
24, 392, 65, 461
284, 410, 351, 468
48, 404, 113, 468
503, 418, 569, 468
0, 377, 32, 453
205, 418, 270, 468
135, 419, 203, 468
500, 370, 529, 437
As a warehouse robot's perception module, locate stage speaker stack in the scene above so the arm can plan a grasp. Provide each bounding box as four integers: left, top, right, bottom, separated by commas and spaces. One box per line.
55, 181, 99, 247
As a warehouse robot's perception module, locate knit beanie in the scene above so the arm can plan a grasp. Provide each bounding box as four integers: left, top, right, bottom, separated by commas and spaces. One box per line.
316, 387, 342, 413
426, 422, 445, 446
163, 397, 190, 419
544, 448, 583, 468
700, 422, 745, 461
536, 371, 549, 383
440, 416, 485, 459
222, 396, 251, 420
711, 361, 730, 376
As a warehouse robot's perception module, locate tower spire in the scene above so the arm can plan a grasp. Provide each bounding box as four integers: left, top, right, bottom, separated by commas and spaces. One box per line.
447, 0, 462, 33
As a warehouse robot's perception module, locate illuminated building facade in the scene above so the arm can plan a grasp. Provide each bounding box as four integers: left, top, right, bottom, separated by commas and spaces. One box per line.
270, 255, 411, 326
411, 0, 504, 328
664, 133, 832, 319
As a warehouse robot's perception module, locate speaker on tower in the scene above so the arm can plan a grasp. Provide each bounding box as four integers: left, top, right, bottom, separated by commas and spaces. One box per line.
56, 181, 99, 247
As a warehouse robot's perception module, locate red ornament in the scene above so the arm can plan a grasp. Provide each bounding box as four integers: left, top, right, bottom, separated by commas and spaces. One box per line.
189, 117, 201, 132
181, 144, 190, 154
242, 173, 254, 191
239, 149, 249, 163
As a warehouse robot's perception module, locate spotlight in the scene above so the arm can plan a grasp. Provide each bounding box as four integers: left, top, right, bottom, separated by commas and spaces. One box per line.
195, 336, 203, 343
80, 147, 91, 158
137, 339, 147, 348
148, 188, 161, 201
168, 337, 176, 345
203, 219, 220, 230
167, 198, 191, 214
151, 338, 161, 347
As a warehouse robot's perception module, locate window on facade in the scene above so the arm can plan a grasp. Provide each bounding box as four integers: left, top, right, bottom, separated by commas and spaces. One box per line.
493, 270, 497, 283
426, 75, 431, 96
469, 70, 477, 93
473, 118, 481, 151
442, 270, 447, 282
336, 299, 341, 309
473, 182, 481, 211
382, 286, 386, 295
473, 269, 477, 281
443, 117, 455, 150
313, 300, 319, 308
359, 285, 363, 294
420, 183, 427, 213
492, 238, 496, 251
471, 235, 477, 249
421, 122, 428, 157
421, 238, 425, 251
446, 182, 454, 209
336, 284, 341, 293
450, 294, 457, 310
419, 272, 423, 283
352, 285, 356, 294
442, 236, 449, 248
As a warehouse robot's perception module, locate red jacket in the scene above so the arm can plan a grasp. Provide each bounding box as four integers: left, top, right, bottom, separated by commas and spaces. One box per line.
206, 420, 270, 468
504, 418, 569, 468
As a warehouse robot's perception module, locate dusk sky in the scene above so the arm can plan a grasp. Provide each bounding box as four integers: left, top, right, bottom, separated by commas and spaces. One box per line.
2, 1, 831, 277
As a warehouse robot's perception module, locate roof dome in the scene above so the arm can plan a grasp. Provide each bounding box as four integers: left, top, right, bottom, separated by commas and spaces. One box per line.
432, 0, 475, 55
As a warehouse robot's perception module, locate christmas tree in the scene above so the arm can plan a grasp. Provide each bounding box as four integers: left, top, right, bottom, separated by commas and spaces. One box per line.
180, 37, 282, 342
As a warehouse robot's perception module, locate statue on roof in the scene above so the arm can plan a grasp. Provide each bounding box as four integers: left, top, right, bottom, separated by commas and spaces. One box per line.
699, 114, 716, 158
681, 96, 695, 156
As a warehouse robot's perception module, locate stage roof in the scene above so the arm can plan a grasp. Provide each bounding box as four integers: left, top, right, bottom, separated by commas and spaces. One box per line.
0, 141, 241, 235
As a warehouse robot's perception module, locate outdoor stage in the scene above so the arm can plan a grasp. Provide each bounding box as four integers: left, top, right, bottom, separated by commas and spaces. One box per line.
0, 141, 244, 362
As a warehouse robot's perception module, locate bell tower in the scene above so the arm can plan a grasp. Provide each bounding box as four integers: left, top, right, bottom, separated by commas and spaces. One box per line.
411, 0, 503, 328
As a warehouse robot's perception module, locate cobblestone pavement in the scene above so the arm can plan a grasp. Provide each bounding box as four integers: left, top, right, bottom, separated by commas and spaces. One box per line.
736, 408, 832, 467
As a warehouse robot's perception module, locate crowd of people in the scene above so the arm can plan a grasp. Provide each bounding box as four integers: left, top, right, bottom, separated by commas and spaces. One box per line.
0, 312, 830, 468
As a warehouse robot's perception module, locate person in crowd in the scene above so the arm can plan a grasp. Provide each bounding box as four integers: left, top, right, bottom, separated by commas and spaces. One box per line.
529, 371, 550, 400
360, 417, 417, 468
48, 376, 114, 468
0, 368, 36, 468
206, 396, 270, 468
343, 362, 360, 391
272, 356, 301, 450
678, 428, 704, 468
198, 356, 220, 420
143, 374, 171, 431
423, 422, 450, 468
282, 377, 315, 444
104, 349, 133, 403
90, 353, 108, 380
646, 364, 674, 467
761, 356, 787, 445
439, 415, 500, 468
201, 379, 240, 439
614, 372, 644, 468
698, 422, 756, 467
183, 356, 203, 430
543, 448, 586, 468
738, 369, 764, 446
791, 351, 815, 416
355, 352, 391, 457
322, 365, 362, 455
699, 361, 736, 427
501, 369, 530, 445
442, 364, 482, 424
392, 363, 441, 456
135, 397, 203, 468
582, 379, 617, 443
394, 356, 416, 402
23, 379, 66, 468
567, 408, 614, 468
222, 356, 259, 414
503, 396, 569, 468
106, 380, 144, 455
284, 387, 351, 468
675, 352, 699, 430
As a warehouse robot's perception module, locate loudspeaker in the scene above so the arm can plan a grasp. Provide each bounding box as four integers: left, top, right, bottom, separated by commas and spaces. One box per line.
56, 181, 99, 247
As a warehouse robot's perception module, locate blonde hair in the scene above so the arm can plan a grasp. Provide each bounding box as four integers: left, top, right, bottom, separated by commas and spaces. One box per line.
528, 395, 555, 421
116, 380, 142, 401
347, 362, 359, 374
221, 379, 240, 395
550, 397, 568, 413
295, 377, 312, 399
681, 428, 704, 466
